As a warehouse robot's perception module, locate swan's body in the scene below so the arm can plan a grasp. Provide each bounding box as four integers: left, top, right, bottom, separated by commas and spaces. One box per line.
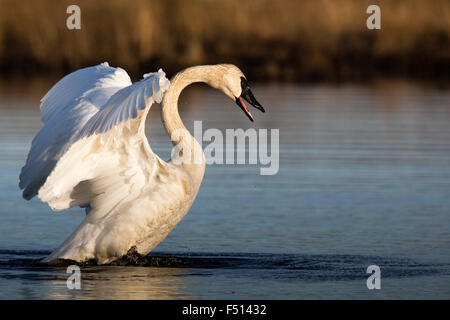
19, 63, 263, 264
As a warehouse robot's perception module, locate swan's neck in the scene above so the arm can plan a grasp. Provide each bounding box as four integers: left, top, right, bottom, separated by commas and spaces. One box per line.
162, 66, 221, 187
162, 65, 221, 135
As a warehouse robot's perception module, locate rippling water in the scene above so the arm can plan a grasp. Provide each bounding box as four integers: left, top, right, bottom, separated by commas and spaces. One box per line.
0, 81, 449, 299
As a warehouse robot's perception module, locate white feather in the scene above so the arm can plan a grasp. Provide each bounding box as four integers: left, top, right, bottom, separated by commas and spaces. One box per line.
19, 63, 192, 263
19, 63, 245, 264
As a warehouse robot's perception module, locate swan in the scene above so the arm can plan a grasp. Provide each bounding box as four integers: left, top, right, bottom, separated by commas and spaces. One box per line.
19, 63, 264, 264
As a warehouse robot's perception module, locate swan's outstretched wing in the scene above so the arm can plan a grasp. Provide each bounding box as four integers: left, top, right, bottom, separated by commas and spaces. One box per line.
19, 62, 132, 199
19, 63, 170, 212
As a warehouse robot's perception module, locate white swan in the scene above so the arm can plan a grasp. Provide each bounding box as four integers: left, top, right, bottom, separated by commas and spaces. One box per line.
19, 63, 264, 264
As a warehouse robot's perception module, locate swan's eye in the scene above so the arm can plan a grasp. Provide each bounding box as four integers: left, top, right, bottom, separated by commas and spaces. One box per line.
234, 76, 265, 122
240, 77, 250, 94
239, 77, 264, 114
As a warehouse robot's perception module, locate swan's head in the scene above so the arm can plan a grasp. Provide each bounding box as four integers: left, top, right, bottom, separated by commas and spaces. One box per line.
211, 64, 265, 122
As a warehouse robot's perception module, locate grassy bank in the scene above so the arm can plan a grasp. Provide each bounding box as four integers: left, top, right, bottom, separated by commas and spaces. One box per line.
0, 0, 449, 82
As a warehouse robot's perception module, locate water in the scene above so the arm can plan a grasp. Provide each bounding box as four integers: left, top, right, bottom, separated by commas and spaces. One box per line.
0, 81, 449, 299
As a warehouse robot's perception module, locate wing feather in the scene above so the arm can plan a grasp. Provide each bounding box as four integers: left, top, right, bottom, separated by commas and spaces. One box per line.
19, 63, 170, 209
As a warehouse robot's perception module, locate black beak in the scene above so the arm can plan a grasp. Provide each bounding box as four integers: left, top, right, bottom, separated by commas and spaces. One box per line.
235, 77, 265, 122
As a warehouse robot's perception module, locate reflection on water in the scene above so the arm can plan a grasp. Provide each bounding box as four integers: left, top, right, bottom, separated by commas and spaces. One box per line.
47, 266, 190, 300
0, 80, 449, 299
0, 250, 190, 299
1, 250, 449, 299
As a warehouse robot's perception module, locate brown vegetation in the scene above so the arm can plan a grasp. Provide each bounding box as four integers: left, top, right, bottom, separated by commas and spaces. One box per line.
0, 0, 449, 82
